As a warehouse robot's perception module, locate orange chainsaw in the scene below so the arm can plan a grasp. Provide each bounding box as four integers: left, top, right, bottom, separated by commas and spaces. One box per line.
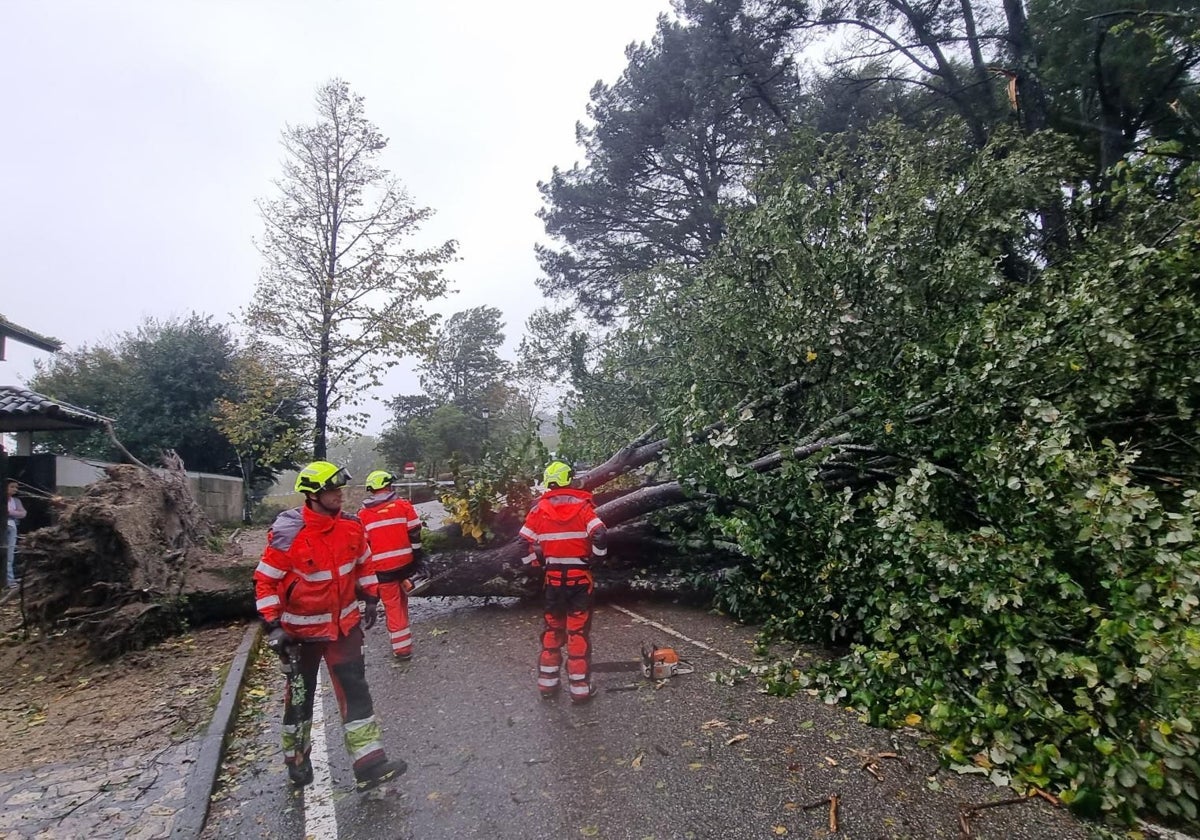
641, 643, 695, 680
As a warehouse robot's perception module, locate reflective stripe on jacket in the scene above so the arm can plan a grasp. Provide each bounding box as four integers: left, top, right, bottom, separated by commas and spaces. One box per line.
358, 493, 422, 573
254, 505, 378, 641
519, 487, 607, 571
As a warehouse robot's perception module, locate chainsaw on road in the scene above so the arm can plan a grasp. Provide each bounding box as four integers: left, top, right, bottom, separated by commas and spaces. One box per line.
641, 643, 695, 680
404, 565, 460, 597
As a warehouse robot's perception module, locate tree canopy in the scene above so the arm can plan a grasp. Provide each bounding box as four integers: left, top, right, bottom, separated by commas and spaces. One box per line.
512, 0, 1200, 825
29, 315, 305, 480
418, 305, 510, 410
245, 78, 457, 458
213, 344, 310, 520
374, 306, 542, 475
536, 0, 805, 322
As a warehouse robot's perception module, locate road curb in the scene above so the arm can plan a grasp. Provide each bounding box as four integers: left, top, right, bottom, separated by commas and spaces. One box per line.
171, 621, 263, 839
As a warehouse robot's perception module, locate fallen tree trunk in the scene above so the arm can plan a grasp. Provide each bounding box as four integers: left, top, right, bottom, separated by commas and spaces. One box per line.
17, 386, 898, 644
412, 512, 737, 601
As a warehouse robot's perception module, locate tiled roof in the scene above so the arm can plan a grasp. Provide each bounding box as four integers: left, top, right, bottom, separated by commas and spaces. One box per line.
0, 385, 110, 433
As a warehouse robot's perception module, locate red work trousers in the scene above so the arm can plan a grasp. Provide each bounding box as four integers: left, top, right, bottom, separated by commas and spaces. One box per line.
377, 577, 413, 656
537, 568, 594, 702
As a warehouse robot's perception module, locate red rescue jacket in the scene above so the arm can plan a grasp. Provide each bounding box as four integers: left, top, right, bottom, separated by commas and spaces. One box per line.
519, 487, 607, 576
254, 504, 379, 641
358, 492, 422, 577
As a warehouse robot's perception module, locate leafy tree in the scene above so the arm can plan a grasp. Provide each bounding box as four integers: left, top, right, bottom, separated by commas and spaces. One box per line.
245, 79, 457, 459
30, 315, 242, 474
25, 344, 127, 458
800, 60, 952, 140
413, 405, 477, 478
536, 0, 804, 322
1030, 0, 1200, 182
376, 394, 437, 473
326, 434, 383, 483
417, 306, 510, 409
782, 0, 1200, 179
784, 0, 1013, 146
213, 346, 310, 521
554, 116, 1200, 822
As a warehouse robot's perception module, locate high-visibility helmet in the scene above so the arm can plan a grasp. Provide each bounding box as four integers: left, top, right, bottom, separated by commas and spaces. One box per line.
543, 461, 573, 488
365, 470, 397, 491
295, 461, 352, 494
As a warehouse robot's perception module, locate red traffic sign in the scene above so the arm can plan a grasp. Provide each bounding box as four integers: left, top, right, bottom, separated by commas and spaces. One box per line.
403, 462, 416, 475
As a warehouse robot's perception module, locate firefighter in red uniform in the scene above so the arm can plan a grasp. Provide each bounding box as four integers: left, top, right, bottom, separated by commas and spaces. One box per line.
519, 461, 608, 704
358, 470, 424, 660
254, 460, 406, 790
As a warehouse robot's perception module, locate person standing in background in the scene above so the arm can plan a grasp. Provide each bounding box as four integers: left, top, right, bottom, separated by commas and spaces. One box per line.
358, 470, 425, 660
5, 480, 26, 589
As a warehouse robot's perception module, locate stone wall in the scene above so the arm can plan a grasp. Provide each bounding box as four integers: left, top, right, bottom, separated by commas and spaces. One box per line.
55, 456, 244, 525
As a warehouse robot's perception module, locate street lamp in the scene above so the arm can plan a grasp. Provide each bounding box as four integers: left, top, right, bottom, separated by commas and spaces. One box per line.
481, 407, 490, 440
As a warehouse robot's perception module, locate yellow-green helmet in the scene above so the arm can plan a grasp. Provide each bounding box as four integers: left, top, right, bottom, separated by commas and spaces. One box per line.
295, 461, 352, 494
543, 461, 573, 488
365, 470, 397, 491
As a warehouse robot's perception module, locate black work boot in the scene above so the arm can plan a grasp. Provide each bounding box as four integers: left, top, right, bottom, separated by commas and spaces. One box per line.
355, 757, 407, 792
287, 756, 314, 787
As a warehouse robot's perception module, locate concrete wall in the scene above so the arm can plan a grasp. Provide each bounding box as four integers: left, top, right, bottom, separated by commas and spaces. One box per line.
55, 456, 244, 525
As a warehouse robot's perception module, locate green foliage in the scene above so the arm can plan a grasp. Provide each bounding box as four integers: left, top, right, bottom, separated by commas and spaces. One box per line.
418, 306, 510, 409
536, 0, 803, 321
1031, 0, 1200, 170
376, 395, 437, 471
438, 433, 549, 545
677, 135, 1200, 825
556, 114, 1200, 826
30, 315, 242, 474
213, 345, 310, 521
245, 79, 456, 457
530, 2, 1200, 827
797, 428, 1200, 825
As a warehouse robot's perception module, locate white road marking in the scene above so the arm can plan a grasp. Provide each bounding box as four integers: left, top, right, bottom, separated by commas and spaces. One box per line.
608, 604, 750, 668
304, 664, 338, 840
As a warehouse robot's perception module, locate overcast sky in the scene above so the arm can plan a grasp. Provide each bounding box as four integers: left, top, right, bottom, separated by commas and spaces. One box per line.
1, 0, 672, 434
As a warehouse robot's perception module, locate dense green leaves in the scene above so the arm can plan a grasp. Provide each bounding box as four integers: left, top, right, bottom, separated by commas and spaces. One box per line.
534, 1, 1200, 827
418, 306, 510, 409
690, 133, 1200, 823
537, 0, 803, 321
552, 115, 1200, 824
31, 315, 244, 475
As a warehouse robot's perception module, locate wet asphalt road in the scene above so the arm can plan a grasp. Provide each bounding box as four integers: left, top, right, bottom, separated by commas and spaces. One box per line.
201, 596, 1087, 840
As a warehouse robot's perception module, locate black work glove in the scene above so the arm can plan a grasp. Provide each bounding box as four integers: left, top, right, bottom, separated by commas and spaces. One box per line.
361, 598, 380, 630
266, 624, 293, 659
